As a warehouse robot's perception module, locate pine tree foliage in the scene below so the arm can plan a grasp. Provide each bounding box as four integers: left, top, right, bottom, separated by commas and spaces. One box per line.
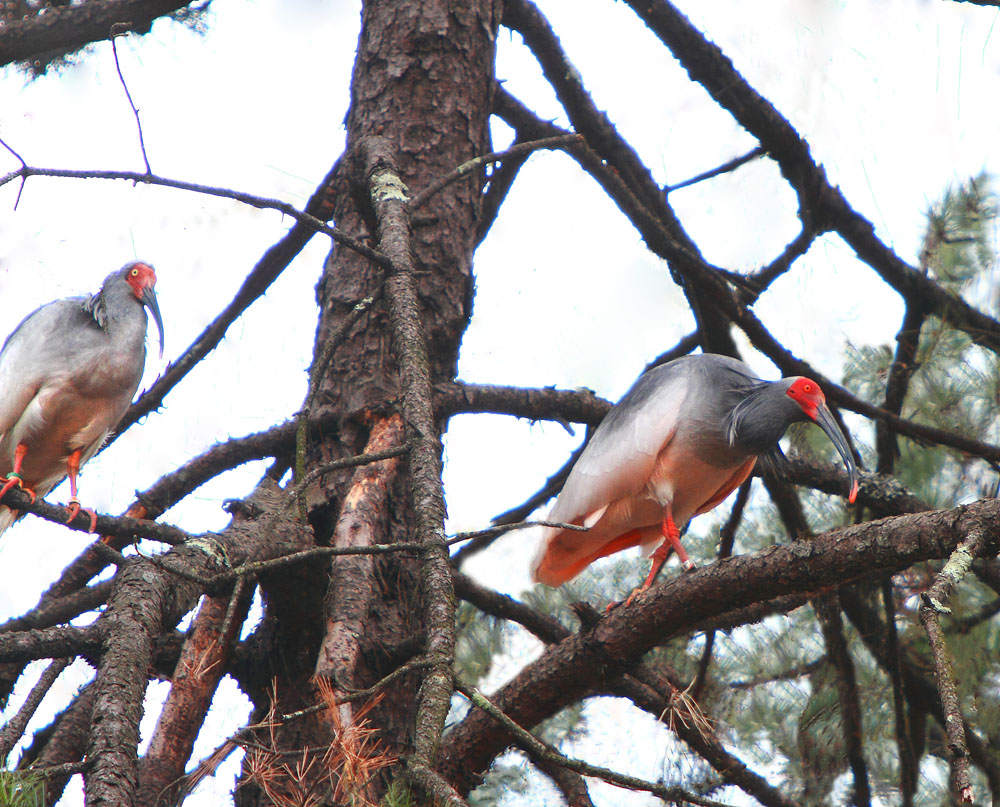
0, 771, 44, 807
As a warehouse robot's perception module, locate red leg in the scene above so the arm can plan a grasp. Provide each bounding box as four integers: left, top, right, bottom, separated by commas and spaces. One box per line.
622, 506, 694, 607
660, 509, 695, 572
65, 449, 97, 533
0, 443, 36, 503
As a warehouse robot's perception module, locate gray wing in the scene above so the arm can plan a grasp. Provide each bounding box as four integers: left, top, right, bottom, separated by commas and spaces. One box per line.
0, 298, 93, 437
548, 357, 700, 525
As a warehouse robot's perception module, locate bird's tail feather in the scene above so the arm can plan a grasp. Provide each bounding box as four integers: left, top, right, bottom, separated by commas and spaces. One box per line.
0, 505, 17, 539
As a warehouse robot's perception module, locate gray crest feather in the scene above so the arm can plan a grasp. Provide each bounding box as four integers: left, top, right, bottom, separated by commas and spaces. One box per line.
82, 291, 108, 331
723, 380, 771, 448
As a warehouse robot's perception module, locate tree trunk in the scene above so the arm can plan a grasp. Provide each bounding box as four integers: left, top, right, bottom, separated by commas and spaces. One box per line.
235, 1, 498, 802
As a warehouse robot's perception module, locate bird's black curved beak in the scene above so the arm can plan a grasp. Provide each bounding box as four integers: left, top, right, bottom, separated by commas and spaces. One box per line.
141, 286, 165, 358
813, 402, 859, 503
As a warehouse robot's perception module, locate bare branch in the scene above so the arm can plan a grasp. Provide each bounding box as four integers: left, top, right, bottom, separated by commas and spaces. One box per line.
357, 136, 455, 774
877, 302, 928, 474
0, 0, 196, 69
880, 579, 917, 806
453, 571, 569, 645
0, 657, 72, 762
0, 581, 112, 635
621, 0, 1000, 356
0, 164, 392, 272
0, 625, 99, 664
111, 161, 351, 438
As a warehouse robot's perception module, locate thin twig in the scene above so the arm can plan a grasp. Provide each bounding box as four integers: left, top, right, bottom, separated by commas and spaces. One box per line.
728, 657, 824, 690
664, 146, 765, 193
0, 134, 28, 209
0, 164, 394, 271
449, 519, 585, 545
409, 134, 581, 208
110, 26, 151, 174
112, 162, 342, 442
206, 515, 574, 588
455, 681, 734, 807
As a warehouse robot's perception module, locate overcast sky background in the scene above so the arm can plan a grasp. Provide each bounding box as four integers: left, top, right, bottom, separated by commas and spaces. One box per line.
2, 0, 999, 804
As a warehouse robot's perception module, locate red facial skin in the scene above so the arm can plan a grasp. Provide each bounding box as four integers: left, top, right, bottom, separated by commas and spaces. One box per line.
786, 376, 859, 503
125, 263, 157, 298
786, 376, 825, 421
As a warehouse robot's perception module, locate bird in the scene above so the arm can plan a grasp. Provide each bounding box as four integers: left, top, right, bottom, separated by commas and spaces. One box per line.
0, 261, 164, 538
531, 353, 859, 600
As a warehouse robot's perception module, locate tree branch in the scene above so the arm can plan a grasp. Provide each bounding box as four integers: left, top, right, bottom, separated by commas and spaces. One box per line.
0, 0, 196, 69
918, 526, 988, 804
441, 497, 1000, 793
0, 657, 71, 763
357, 137, 456, 776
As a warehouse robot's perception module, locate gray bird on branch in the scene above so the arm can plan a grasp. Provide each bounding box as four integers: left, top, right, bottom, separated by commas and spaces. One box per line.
0, 262, 164, 537
532, 353, 859, 603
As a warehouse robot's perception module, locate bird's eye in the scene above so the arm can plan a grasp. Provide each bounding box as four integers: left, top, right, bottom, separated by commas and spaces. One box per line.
130, 268, 139, 277
803, 383, 812, 393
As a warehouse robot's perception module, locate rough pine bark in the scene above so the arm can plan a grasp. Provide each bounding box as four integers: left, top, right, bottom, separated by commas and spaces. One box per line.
234, 1, 498, 801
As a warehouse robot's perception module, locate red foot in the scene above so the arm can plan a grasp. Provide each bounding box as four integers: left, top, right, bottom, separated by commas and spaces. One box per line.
66, 500, 98, 533
0, 474, 36, 503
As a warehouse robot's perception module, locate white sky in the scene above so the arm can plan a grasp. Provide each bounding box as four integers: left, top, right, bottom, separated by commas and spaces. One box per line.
2, 0, 999, 804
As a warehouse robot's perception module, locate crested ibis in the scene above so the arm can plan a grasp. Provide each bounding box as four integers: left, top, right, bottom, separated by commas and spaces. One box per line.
532, 354, 859, 599
0, 262, 164, 537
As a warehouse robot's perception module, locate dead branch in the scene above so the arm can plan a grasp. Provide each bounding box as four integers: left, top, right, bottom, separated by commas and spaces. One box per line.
136, 582, 254, 805
316, 414, 406, 700
917, 525, 989, 804
82, 477, 311, 807
356, 137, 456, 784
0, 626, 100, 664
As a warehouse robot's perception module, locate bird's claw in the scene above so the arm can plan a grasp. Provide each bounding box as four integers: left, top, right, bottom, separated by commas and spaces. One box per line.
682, 559, 697, 572
606, 586, 647, 611
65, 499, 98, 533
623, 586, 645, 608
0, 473, 36, 503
